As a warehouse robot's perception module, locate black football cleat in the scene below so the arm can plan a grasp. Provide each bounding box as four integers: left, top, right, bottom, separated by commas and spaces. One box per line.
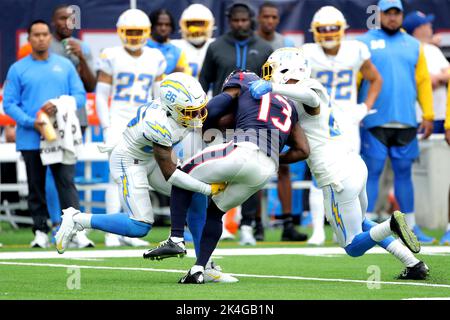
390, 211, 421, 253
397, 261, 429, 280
143, 238, 186, 261
281, 218, 307, 241
179, 270, 205, 284
254, 222, 265, 241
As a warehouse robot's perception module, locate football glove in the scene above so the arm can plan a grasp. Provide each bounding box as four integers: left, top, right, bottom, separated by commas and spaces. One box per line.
249, 80, 272, 99
211, 182, 227, 196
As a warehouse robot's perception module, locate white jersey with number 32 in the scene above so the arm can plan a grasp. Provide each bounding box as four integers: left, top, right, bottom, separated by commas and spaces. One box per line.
303, 40, 371, 152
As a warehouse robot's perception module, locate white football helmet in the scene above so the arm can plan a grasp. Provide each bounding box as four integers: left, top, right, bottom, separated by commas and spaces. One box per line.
179, 4, 215, 46
159, 73, 208, 128
310, 6, 348, 49
262, 47, 311, 85
117, 9, 151, 51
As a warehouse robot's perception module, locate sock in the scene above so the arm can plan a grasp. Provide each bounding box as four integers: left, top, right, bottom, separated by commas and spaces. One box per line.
105, 182, 121, 214
191, 265, 204, 274
170, 186, 194, 238
365, 212, 378, 221
362, 218, 394, 249
196, 202, 225, 267
369, 219, 392, 242
170, 237, 184, 243
186, 193, 207, 258
91, 213, 151, 237
345, 231, 377, 257
386, 240, 420, 267
404, 213, 416, 229
73, 213, 92, 229
309, 185, 325, 235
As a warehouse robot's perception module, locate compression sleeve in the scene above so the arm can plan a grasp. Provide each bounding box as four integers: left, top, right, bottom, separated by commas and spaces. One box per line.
272, 83, 320, 108
95, 82, 112, 129
168, 169, 212, 196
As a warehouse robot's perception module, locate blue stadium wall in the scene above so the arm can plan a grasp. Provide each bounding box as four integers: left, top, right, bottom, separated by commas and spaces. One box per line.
1, 0, 450, 82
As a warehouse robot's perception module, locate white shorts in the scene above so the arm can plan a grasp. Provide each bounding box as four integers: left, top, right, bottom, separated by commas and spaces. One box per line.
181, 141, 277, 212
322, 155, 368, 247
109, 145, 171, 224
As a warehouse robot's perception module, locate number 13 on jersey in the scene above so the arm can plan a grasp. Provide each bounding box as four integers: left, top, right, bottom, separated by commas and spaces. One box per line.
257, 93, 292, 132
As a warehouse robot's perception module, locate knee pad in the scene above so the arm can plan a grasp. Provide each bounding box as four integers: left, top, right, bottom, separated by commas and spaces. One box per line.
126, 219, 152, 238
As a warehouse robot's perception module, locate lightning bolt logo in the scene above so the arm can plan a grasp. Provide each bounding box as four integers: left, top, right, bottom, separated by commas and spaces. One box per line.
160, 80, 192, 102
331, 188, 346, 241
120, 161, 132, 214
147, 122, 172, 140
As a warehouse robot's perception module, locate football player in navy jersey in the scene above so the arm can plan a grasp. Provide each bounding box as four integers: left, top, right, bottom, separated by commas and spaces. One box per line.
144, 70, 310, 283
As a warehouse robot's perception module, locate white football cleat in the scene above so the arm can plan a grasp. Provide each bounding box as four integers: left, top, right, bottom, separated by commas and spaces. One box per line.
205, 261, 239, 283
105, 233, 122, 247
307, 230, 325, 246
120, 236, 149, 247
30, 230, 50, 248
55, 207, 81, 254
70, 230, 95, 248
239, 225, 256, 246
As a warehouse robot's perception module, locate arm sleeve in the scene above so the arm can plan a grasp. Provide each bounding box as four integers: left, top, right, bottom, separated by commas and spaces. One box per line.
199, 45, 215, 92
68, 63, 87, 108
2, 66, 36, 129
96, 49, 113, 75
203, 92, 234, 129
168, 168, 211, 195
415, 44, 434, 121
272, 83, 320, 108
95, 82, 112, 129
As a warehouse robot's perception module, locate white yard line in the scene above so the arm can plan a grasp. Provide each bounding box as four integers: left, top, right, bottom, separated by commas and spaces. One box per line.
0, 246, 449, 260
1, 261, 450, 290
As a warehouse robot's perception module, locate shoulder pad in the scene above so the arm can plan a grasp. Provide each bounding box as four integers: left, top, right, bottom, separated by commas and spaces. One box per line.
142, 108, 174, 147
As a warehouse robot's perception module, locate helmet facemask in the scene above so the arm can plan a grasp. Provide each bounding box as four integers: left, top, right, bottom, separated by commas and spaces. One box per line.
181, 20, 212, 46
170, 101, 208, 128
312, 22, 345, 49
118, 27, 150, 51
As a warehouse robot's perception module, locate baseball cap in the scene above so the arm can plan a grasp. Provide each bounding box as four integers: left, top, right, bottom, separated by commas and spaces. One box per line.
377, 0, 403, 12
403, 11, 435, 34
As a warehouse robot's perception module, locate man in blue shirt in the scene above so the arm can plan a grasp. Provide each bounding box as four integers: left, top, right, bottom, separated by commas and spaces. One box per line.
358, 0, 435, 243
3, 20, 86, 248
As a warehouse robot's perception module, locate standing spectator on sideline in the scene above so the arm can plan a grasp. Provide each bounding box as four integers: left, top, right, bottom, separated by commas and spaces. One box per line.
255, 2, 295, 50
403, 11, 450, 134
253, 1, 306, 242
3, 20, 86, 248
147, 9, 191, 76
200, 2, 273, 96
441, 80, 450, 244
357, 0, 436, 243
51, 4, 96, 133
199, 3, 273, 245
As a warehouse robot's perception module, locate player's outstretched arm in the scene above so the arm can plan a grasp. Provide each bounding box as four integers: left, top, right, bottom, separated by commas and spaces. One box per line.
153, 142, 212, 196
203, 87, 240, 131
279, 123, 310, 164
272, 81, 321, 111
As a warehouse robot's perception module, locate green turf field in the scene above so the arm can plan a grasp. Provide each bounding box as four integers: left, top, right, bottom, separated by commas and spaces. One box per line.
0, 223, 449, 300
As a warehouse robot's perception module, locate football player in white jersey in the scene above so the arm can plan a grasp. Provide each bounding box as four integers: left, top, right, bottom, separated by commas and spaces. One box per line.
56, 73, 237, 282
302, 6, 382, 245
95, 9, 167, 247
171, 4, 215, 79
249, 48, 429, 280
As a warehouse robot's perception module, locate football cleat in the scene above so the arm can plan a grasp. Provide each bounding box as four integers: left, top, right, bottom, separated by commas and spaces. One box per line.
282, 219, 308, 241
220, 226, 235, 241
30, 230, 50, 248
307, 230, 325, 246
69, 230, 95, 249
439, 230, 450, 245
55, 207, 82, 254
179, 270, 205, 284
204, 261, 239, 283
253, 222, 265, 241
390, 211, 421, 254
239, 225, 256, 245
412, 225, 436, 244
143, 238, 186, 260
397, 261, 429, 280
